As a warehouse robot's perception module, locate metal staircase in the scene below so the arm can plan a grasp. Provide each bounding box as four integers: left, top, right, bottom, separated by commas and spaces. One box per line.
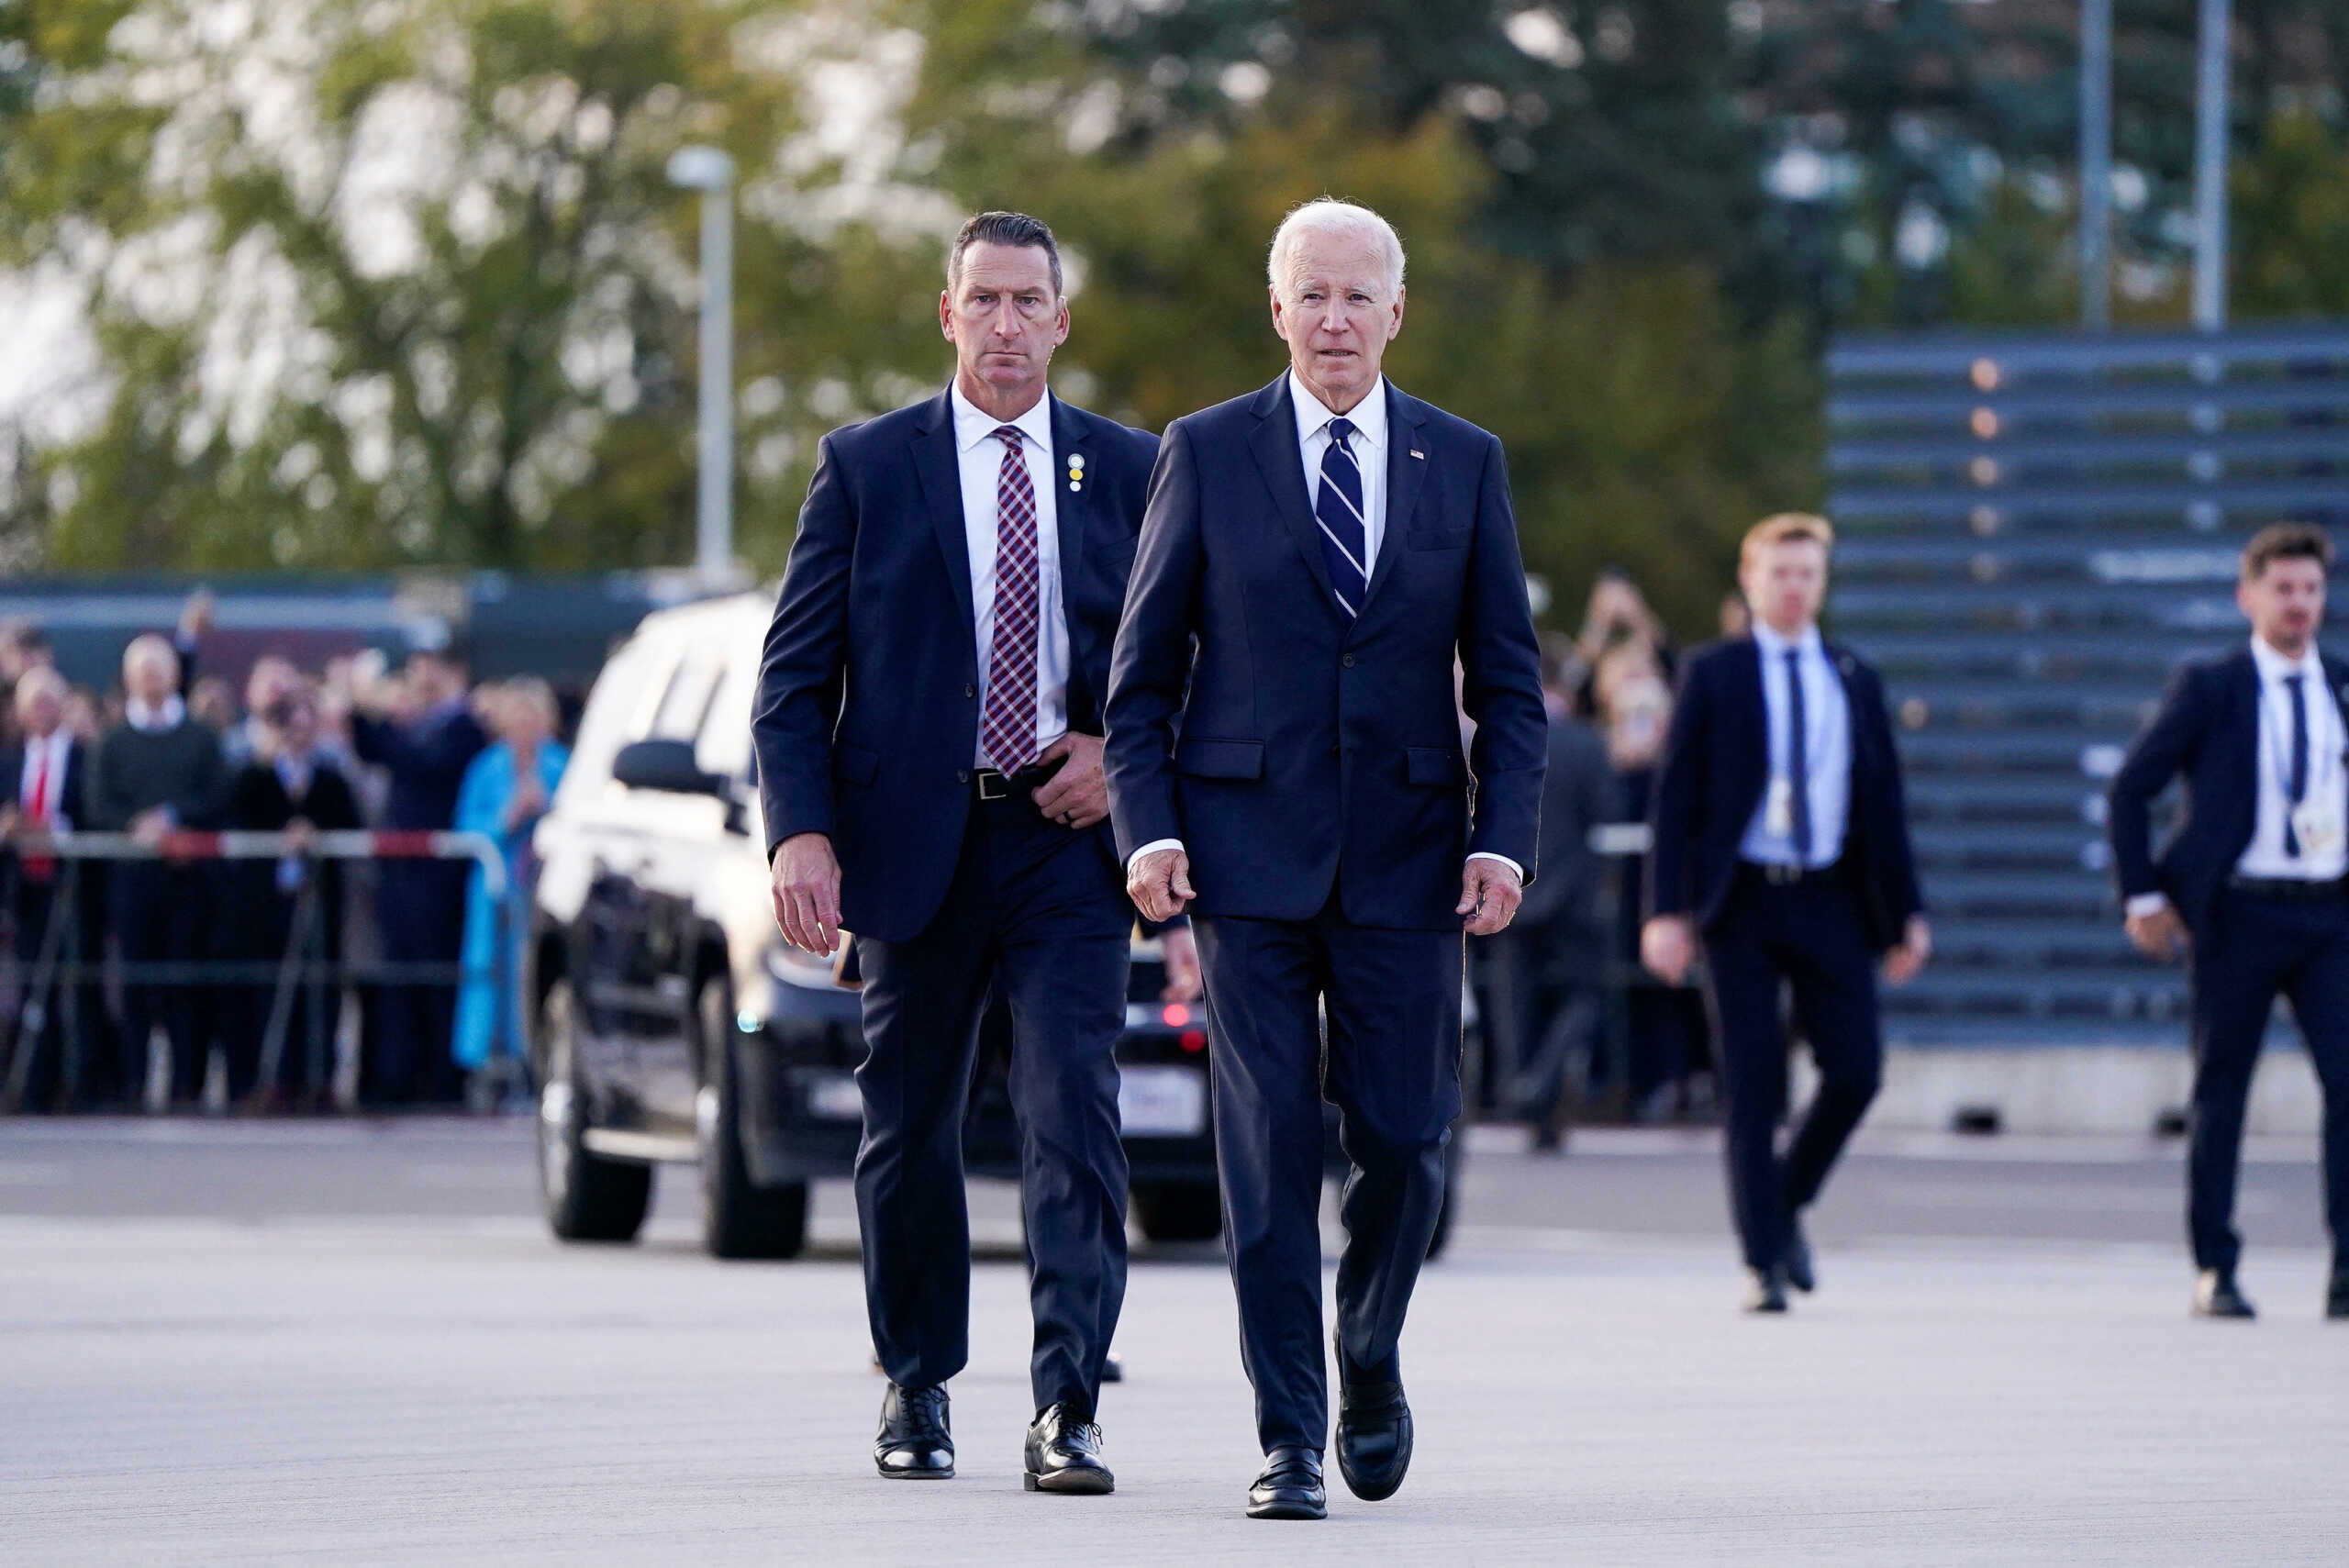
1824, 326, 2349, 1048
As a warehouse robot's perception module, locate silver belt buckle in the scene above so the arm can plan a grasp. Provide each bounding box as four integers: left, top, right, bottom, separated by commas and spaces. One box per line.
976, 769, 1010, 802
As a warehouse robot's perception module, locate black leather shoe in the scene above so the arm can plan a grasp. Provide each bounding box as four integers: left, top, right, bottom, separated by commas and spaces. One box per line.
1784, 1217, 1816, 1295
2325, 1266, 2349, 1320
1744, 1265, 1789, 1314
1024, 1402, 1113, 1495
1336, 1378, 1413, 1501
2191, 1270, 2256, 1320
875, 1383, 953, 1478
1247, 1447, 1326, 1520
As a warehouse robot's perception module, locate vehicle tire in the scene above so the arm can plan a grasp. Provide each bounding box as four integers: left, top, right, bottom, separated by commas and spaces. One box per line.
537, 977, 652, 1243
1130, 1178, 1222, 1243
696, 978, 808, 1261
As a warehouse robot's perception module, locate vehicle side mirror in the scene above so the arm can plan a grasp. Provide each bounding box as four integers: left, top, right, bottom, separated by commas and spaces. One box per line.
612, 738, 723, 797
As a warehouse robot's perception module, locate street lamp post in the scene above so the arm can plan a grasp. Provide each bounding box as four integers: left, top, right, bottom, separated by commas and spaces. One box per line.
2191, 0, 2232, 331
666, 145, 737, 584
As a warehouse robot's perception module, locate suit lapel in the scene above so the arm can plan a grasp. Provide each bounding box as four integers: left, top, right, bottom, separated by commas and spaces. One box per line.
1358, 382, 1425, 617
1048, 394, 1088, 628
1244, 376, 1341, 612
1734, 637, 1769, 784
908, 388, 976, 655
2227, 650, 2262, 809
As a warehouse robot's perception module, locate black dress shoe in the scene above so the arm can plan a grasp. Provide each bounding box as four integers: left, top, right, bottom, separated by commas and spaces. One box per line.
875, 1383, 953, 1478
1247, 1447, 1326, 1520
2325, 1268, 2349, 1320
1783, 1217, 1816, 1295
2191, 1270, 2256, 1320
1743, 1265, 1789, 1314
1336, 1378, 1413, 1502
1024, 1402, 1114, 1495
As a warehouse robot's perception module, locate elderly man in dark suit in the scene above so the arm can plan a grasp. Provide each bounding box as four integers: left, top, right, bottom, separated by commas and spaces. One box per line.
755, 211, 1181, 1495
1106, 198, 1548, 1520
2109, 520, 2349, 1322
1642, 514, 1929, 1315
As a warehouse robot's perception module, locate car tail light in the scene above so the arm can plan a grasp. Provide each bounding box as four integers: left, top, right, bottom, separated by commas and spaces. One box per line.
1161, 1003, 1191, 1028
1180, 1029, 1207, 1052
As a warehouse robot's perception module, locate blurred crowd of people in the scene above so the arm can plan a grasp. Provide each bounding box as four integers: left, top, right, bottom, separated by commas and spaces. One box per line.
1470, 570, 1751, 1144
0, 594, 568, 1115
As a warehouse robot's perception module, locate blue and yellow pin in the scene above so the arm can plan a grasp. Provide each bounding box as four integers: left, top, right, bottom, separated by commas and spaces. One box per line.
1066, 451, 1085, 493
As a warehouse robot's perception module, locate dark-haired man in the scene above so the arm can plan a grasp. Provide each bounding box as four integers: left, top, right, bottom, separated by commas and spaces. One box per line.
2110, 520, 2349, 1322
754, 211, 1178, 1492
1642, 514, 1929, 1315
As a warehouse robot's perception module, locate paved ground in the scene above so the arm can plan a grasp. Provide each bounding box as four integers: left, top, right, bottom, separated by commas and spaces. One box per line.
6, 1118, 2347, 1564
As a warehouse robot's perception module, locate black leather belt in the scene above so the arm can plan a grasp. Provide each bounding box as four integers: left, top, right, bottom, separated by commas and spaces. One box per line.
2226, 875, 2346, 903
971, 761, 1062, 803
972, 768, 1016, 802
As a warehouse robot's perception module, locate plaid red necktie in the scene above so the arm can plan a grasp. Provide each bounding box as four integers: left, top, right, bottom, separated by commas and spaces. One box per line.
978, 426, 1041, 773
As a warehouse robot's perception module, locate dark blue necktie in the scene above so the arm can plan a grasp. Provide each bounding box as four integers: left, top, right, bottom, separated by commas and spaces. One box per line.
2285, 672, 2309, 857
1786, 647, 1814, 863
1315, 417, 1368, 617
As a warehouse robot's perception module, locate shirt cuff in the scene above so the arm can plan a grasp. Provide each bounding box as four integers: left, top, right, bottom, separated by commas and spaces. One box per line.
2123, 892, 2171, 919
1467, 851, 1524, 882
1128, 838, 1184, 873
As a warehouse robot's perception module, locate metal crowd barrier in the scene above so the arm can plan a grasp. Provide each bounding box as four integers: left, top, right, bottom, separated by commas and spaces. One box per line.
1, 830, 507, 1112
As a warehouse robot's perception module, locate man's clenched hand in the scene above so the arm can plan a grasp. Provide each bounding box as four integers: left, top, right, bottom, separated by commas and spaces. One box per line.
1128, 846, 1194, 924
771, 832, 843, 956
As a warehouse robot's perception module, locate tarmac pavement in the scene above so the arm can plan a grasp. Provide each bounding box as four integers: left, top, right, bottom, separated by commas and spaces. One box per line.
6, 1118, 2345, 1564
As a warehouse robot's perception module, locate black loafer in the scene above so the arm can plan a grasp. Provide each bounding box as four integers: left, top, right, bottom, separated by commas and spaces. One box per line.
1247, 1446, 1326, 1520
1335, 1378, 1413, 1502
875, 1382, 954, 1478
2191, 1270, 2256, 1320
1783, 1217, 1816, 1295
1024, 1401, 1113, 1495
2326, 1267, 2349, 1321
1744, 1265, 1789, 1314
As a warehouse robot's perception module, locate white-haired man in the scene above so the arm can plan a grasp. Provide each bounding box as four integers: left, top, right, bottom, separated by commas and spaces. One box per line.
1105, 198, 1547, 1518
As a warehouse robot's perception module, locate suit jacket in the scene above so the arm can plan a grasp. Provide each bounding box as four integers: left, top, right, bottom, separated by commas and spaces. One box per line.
0, 736, 88, 829
1103, 375, 1547, 930
751, 387, 1160, 943
352, 705, 487, 832
1645, 636, 1924, 951
1516, 715, 1613, 931
2108, 647, 2349, 936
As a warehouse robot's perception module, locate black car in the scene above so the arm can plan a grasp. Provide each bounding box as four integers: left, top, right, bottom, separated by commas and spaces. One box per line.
525, 593, 1464, 1261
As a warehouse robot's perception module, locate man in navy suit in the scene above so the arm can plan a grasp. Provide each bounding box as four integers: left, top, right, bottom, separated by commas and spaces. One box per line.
754, 211, 1181, 1494
1106, 199, 1547, 1519
1642, 514, 1929, 1314
351, 644, 487, 1106
2109, 521, 2349, 1322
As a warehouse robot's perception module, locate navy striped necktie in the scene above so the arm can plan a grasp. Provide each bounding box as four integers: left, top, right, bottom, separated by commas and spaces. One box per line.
1315, 417, 1368, 617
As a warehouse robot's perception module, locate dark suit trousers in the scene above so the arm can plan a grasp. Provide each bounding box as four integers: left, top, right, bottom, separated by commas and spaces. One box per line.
369, 861, 468, 1105
8, 873, 108, 1108
1194, 901, 1463, 1454
1700, 867, 1884, 1272
111, 863, 214, 1106
853, 794, 1131, 1415
2186, 886, 2349, 1274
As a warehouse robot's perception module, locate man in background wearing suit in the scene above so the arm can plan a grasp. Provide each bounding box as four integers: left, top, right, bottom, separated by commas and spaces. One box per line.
2109, 521, 2349, 1321
1108, 199, 1548, 1519
1, 667, 104, 1109
756, 211, 1180, 1494
1642, 514, 1930, 1314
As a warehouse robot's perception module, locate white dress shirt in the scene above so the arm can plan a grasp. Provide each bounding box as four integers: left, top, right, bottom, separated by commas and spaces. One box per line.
17, 729, 72, 831
1128, 373, 1520, 883
950, 381, 1068, 768
1738, 621, 1852, 869
2235, 636, 2345, 881
126, 695, 186, 733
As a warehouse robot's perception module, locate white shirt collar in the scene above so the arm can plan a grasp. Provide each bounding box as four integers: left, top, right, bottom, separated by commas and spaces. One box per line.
126, 695, 185, 733
2251, 634, 2322, 683
1752, 621, 1824, 661
950, 381, 1052, 457
1289, 371, 1387, 453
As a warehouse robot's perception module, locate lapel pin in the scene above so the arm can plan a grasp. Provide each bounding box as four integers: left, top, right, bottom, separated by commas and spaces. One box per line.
1408, 450, 1424, 461
1066, 451, 1085, 493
